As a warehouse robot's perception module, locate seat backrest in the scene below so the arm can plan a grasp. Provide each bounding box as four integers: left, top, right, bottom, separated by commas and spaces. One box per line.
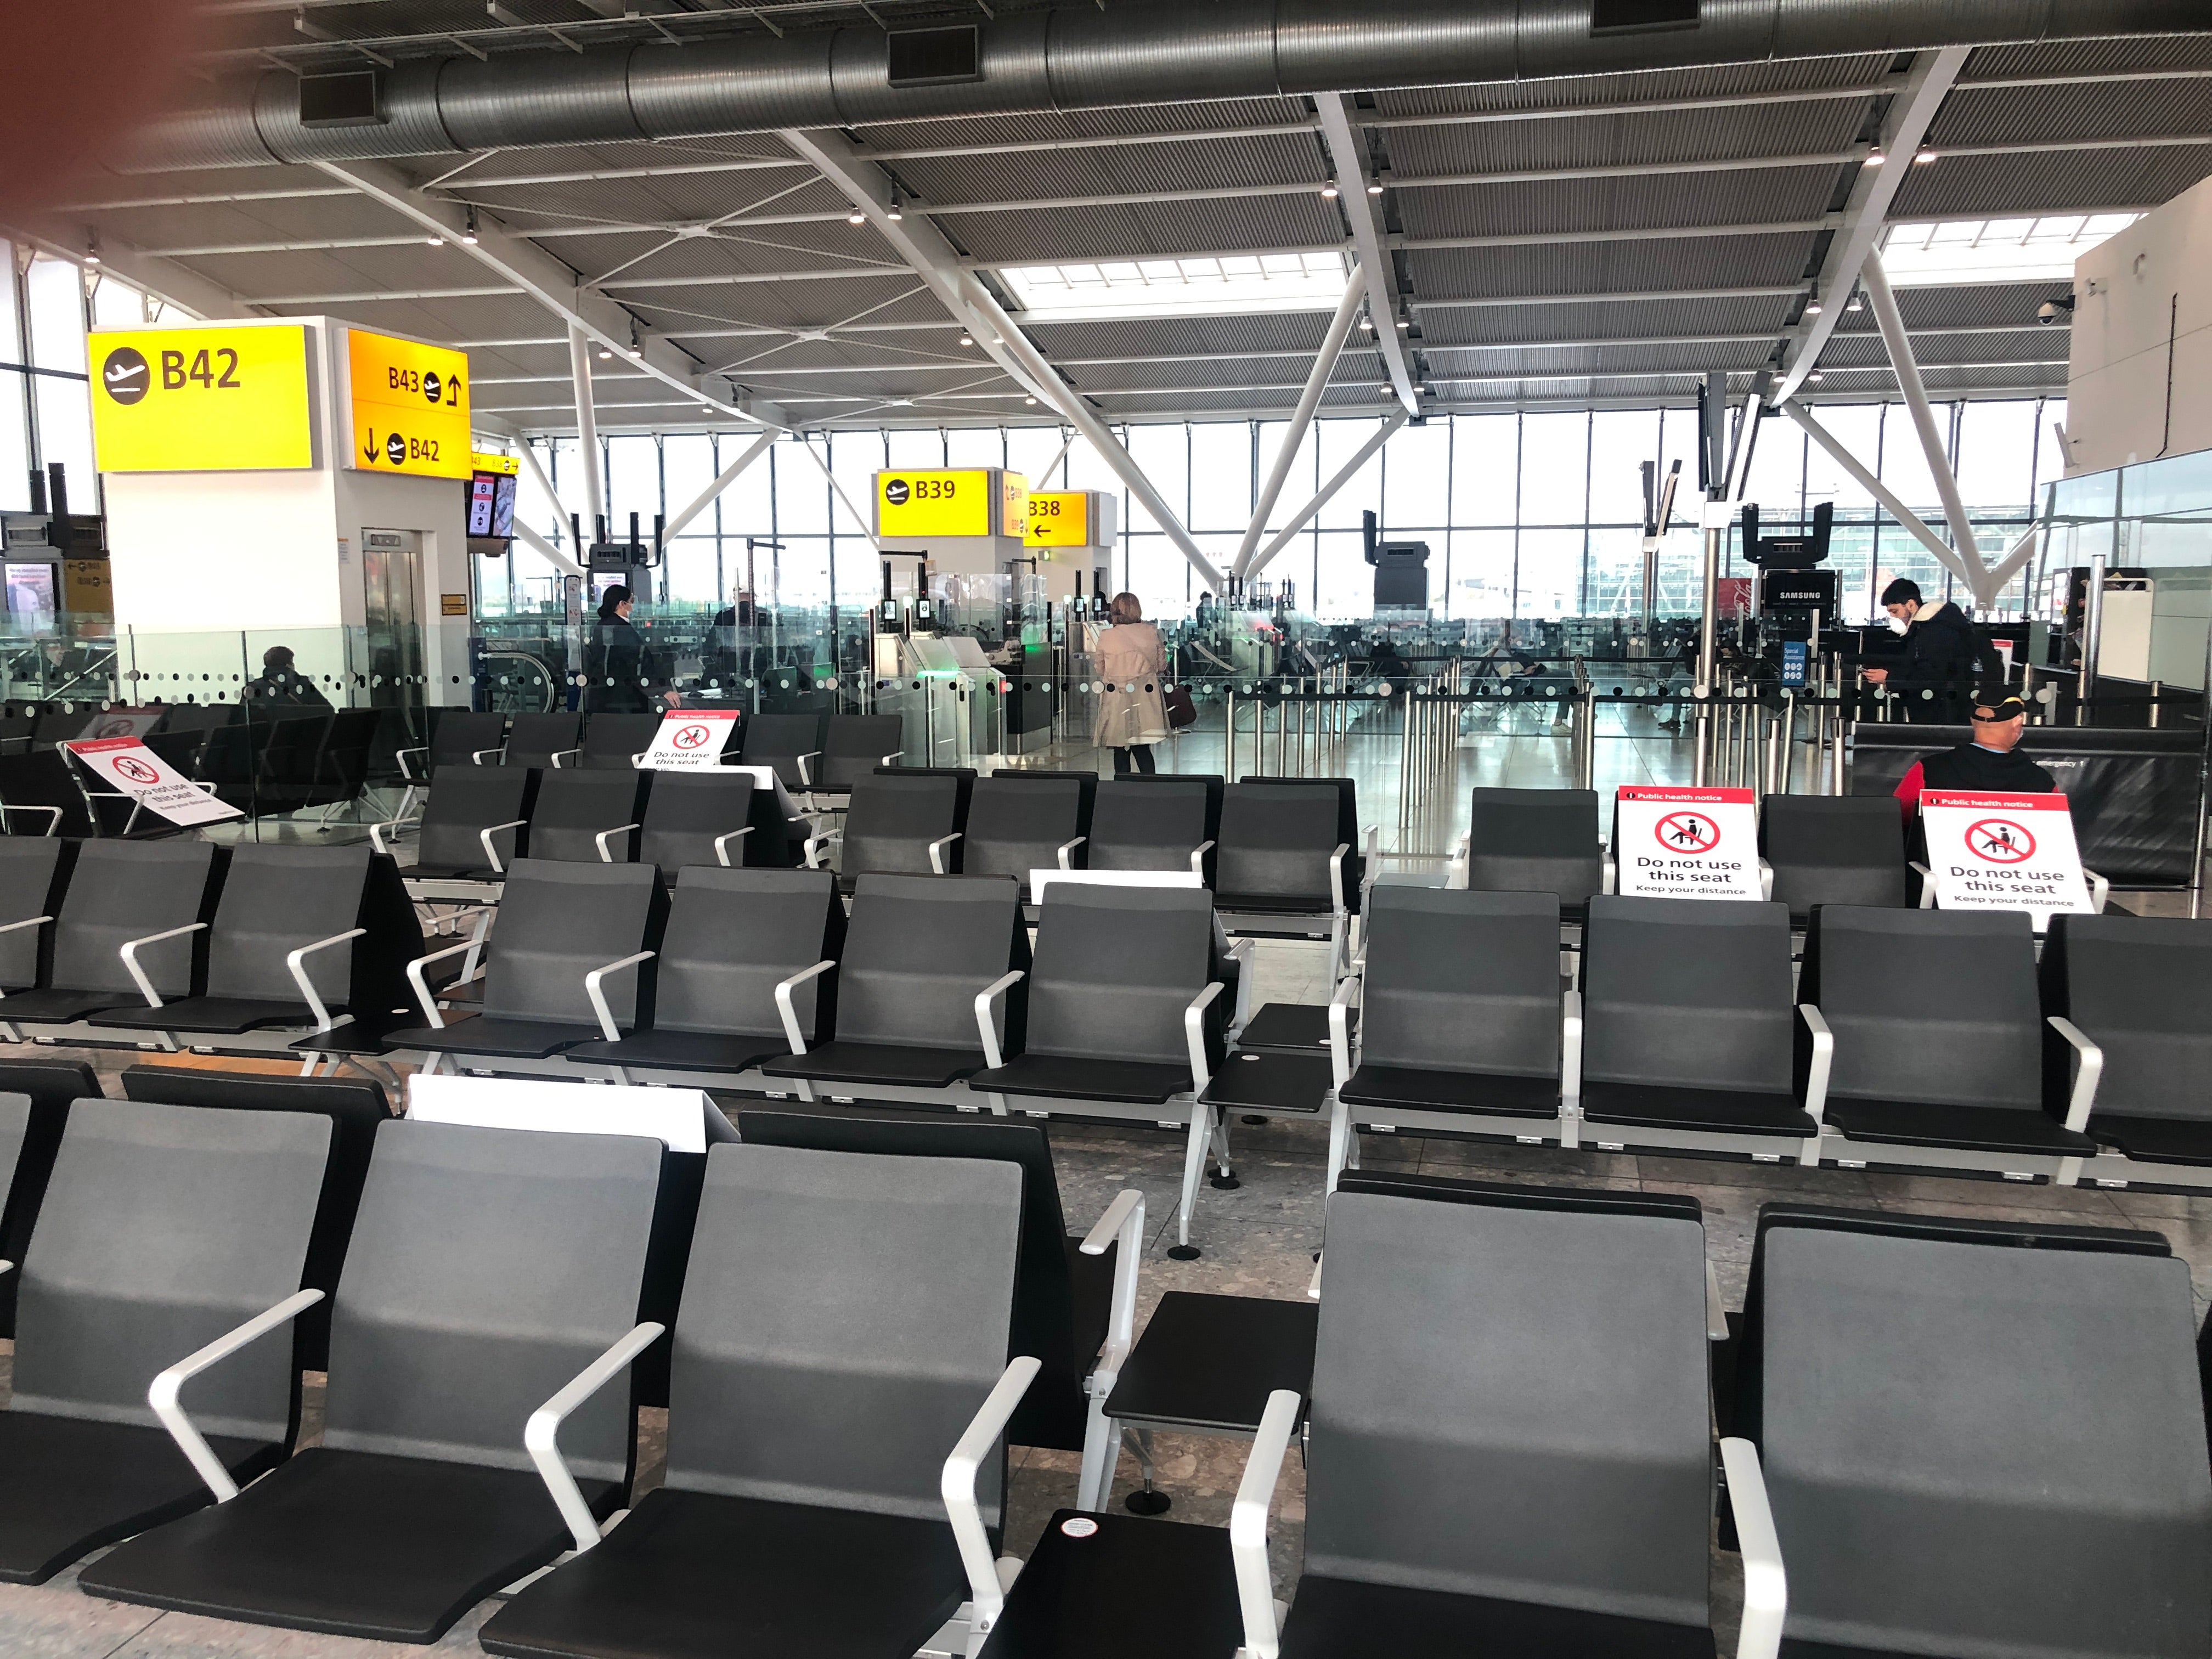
427, 710, 506, 770
664, 1142, 1022, 1521
1801, 906, 2041, 1110
48, 839, 222, 998
482, 860, 665, 1027
638, 771, 758, 873
653, 867, 844, 1040
964, 774, 1090, 881
1216, 780, 1345, 905
1087, 776, 1218, 874
838, 874, 1028, 1049
2043, 915, 2212, 1121
1359, 887, 1560, 1078
0, 1091, 22, 1215
841, 769, 973, 877
579, 712, 662, 769
527, 768, 649, 864
0, 836, 74, 990
820, 714, 906, 789
13, 1099, 330, 1442
1466, 787, 1604, 905
742, 710, 826, 788
1308, 1178, 1712, 1626
202, 844, 384, 1005
1583, 895, 1795, 1093
321, 1118, 663, 1476
416, 764, 538, 873
503, 710, 582, 770
1027, 884, 1213, 1065
0, 1060, 100, 1339
1759, 794, 1908, 915
1743, 1205, 2211, 1658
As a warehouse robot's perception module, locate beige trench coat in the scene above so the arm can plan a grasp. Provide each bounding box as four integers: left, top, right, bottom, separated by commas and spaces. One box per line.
1091, 621, 1170, 749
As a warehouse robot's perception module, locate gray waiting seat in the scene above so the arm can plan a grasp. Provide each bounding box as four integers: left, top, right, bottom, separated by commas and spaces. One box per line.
963, 771, 1093, 882
498, 711, 584, 771
0, 1059, 100, 1340
80, 1117, 667, 1643
1740, 1203, 2211, 1659
1329, 887, 1571, 1183
814, 768, 973, 890
814, 713, 906, 798
1576, 895, 1826, 1160
636, 770, 757, 872
1086, 774, 1220, 879
0, 834, 74, 994
375, 763, 538, 889
575, 712, 663, 770
527, 768, 648, 864
1757, 794, 1908, 919
1234, 1174, 1722, 1659
1214, 778, 1362, 972
1454, 787, 1610, 918
1801, 906, 2095, 1179
0, 1099, 332, 1585
477, 1141, 1025, 1659
0, 839, 222, 1033
740, 710, 825, 791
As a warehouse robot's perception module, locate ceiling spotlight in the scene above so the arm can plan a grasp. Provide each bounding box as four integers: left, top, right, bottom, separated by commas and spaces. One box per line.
461, 207, 479, 245
426, 235, 445, 247
1024, 396, 1039, 406
597, 346, 613, 360
1913, 146, 1937, 164
886, 191, 905, 222
1365, 179, 1384, 196
1396, 319, 1410, 330
1804, 300, 1823, 315
1848, 294, 1865, 311
959, 331, 974, 347
83, 234, 100, 267
846, 206, 867, 225
1864, 149, 1884, 166
1319, 180, 1340, 199
1808, 371, 1826, 383
1360, 316, 1375, 330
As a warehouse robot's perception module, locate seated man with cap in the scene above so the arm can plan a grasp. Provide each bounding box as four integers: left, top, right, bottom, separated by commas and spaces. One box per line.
1893, 687, 2053, 817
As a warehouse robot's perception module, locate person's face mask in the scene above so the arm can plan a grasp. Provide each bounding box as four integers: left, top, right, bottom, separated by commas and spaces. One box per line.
1886, 615, 1911, 635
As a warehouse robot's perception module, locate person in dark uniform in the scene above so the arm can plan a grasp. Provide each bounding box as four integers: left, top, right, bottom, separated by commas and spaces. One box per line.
1893, 689, 2054, 817
1860, 577, 1991, 720
245, 645, 331, 708
586, 585, 681, 713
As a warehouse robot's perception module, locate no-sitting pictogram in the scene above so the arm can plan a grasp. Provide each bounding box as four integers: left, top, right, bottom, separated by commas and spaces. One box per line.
670, 723, 713, 751
112, 755, 161, 785
1966, 818, 2035, 864
1654, 811, 1720, 854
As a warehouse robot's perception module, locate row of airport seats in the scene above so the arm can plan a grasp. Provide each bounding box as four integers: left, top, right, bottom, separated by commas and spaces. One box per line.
0, 1074, 2201, 1658
1336, 885, 2212, 1194
395, 709, 900, 795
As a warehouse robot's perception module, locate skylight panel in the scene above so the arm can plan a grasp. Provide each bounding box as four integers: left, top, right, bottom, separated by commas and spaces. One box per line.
1880, 215, 2141, 287
998, 251, 1351, 319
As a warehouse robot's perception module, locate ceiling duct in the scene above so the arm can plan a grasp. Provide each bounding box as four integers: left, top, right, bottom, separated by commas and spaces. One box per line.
112, 0, 2204, 172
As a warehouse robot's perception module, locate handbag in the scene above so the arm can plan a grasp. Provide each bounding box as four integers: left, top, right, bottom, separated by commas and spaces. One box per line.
1163, 682, 1198, 730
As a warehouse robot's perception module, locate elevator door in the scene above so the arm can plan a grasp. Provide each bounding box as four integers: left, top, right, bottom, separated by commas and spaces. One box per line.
361, 529, 424, 707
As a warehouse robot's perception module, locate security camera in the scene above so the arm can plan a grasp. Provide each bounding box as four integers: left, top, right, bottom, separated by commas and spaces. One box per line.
2038, 295, 2076, 325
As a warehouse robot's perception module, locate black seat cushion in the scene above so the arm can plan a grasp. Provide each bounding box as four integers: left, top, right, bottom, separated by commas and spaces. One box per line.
1339, 1064, 1560, 1120
1065, 1237, 1115, 1386
0, 1413, 284, 1585
761, 1040, 988, 1088
974, 1053, 1194, 1105
91, 996, 316, 1034
384, 1014, 608, 1059
979, 1509, 1243, 1659
1579, 1081, 1816, 1139
1824, 1098, 2097, 1156
0, 989, 133, 1023
80, 1446, 610, 1644
478, 1487, 964, 1659
564, 1030, 788, 1074
1280, 1574, 1714, 1659
1215, 892, 1340, 917
1104, 1291, 1318, 1435
2086, 1114, 2212, 1167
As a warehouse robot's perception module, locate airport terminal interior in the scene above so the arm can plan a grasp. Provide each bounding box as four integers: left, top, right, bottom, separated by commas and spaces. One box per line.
4, 3, 2212, 1656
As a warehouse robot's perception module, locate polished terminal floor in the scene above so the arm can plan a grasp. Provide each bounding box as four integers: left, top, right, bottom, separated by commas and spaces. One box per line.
6, 706, 2202, 1656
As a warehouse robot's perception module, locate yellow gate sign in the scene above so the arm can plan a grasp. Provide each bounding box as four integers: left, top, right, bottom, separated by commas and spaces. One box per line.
1024, 491, 1091, 548
89, 324, 312, 472
876, 469, 991, 537
347, 328, 472, 478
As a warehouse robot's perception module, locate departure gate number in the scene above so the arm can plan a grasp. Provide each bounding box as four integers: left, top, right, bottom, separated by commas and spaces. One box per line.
162, 348, 241, 390
387, 365, 463, 406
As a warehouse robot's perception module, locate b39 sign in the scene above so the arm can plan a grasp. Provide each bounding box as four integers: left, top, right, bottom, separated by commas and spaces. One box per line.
1919, 790, 2092, 932
1614, 786, 1762, 900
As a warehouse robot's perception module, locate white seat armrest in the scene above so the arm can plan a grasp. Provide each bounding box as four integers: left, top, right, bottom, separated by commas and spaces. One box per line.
1183, 980, 1226, 1094
526, 1322, 667, 1552
286, 928, 367, 1034
973, 969, 1026, 1071
774, 960, 837, 1055
151, 1289, 326, 1502
584, 951, 657, 1044
942, 1357, 1042, 1651
714, 826, 753, 866
1188, 838, 1215, 876
594, 823, 642, 863
1056, 836, 1085, 870
1230, 1390, 1303, 1659
2047, 1015, 2105, 1134
928, 832, 963, 875
405, 939, 481, 1029
1561, 988, 1583, 1113
120, 922, 210, 1011
1720, 1437, 1787, 1659
1909, 860, 1936, 907
1757, 857, 1774, 901
1797, 1005, 1834, 1127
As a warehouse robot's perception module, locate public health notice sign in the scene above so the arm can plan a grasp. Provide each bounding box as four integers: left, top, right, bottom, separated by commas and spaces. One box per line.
62, 736, 242, 827
1920, 790, 2092, 931
1615, 786, 1762, 900
640, 709, 740, 770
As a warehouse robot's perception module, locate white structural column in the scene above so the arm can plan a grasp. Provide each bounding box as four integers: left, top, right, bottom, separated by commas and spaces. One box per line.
513, 520, 586, 580
1860, 252, 1987, 586
1234, 270, 1369, 580
1314, 96, 1421, 413
1244, 411, 1409, 580
510, 439, 586, 577
1782, 401, 1982, 593
567, 324, 606, 533
664, 431, 775, 540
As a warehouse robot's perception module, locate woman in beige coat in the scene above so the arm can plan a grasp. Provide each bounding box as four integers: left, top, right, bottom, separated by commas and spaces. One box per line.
1092, 591, 1169, 774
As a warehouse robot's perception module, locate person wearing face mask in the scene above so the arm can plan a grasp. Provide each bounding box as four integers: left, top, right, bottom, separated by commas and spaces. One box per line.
1859, 578, 1991, 721
1892, 689, 2054, 818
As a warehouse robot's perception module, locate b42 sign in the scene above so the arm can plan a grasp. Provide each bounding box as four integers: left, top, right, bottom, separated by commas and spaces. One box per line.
89, 324, 313, 472
346, 328, 473, 479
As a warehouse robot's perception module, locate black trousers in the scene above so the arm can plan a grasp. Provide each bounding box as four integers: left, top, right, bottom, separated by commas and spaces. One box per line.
1112, 743, 1156, 775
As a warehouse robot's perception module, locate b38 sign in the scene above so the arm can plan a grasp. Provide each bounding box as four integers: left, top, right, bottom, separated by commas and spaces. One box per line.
1613, 786, 1762, 900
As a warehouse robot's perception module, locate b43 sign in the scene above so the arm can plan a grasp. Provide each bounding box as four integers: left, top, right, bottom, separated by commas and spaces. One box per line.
345, 327, 473, 479
89, 324, 313, 472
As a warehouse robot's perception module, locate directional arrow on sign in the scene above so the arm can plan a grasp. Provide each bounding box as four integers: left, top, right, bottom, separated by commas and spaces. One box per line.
362, 428, 378, 464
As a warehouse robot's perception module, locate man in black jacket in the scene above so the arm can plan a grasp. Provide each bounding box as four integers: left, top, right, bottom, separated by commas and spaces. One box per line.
1861, 577, 1989, 720
1893, 689, 2055, 816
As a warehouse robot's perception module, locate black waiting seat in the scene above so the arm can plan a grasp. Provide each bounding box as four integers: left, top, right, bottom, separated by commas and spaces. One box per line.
740, 710, 825, 789
379, 764, 538, 881
575, 712, 662, 770
964, 771, 1094, 881
385, 859, 666, 1063
1577, 895, 1824, 1154
0, 1058, 100, 1339
477, 1141, 1024, 1659
763, 873, 1028, 1093
88, 845, 424, 1040
815, 713, 906, 795
1457, 787, 1608, 916
120, 1066, 392, 1372
1215, 777, 1362, 926
400, 709, 506, 778
566, 867, 844, 1080
0, 835, 74, 993
636, 770, 759, 871
0, 748, 99, 838
1331, 888, 1567, 1177
1236, 1175, 1722, 1659
1801, 906, 2095, 1172
819, 767, 974, 887
2041, 913, 2212, 1172
527, 768, 649, 864
499, 710, 584, 770
0, 1099, 331, 1585
1758, 794, 1908, 918
1741, 1204, 2211, 1658
82, 1118, 665, 1644
1086, 774, 1220, 879
0, 839, 222, 1029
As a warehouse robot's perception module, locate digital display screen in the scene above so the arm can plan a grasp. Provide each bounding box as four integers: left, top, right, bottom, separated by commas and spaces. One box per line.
466, 470, 517, 538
